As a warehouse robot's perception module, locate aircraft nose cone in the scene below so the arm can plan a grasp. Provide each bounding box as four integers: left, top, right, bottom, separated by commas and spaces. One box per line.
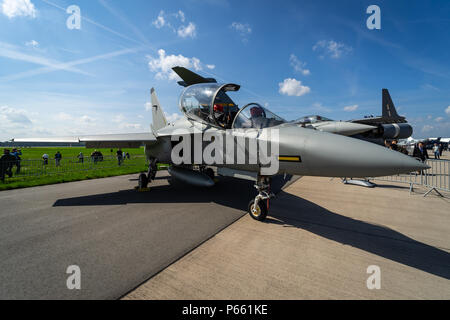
287, 128, 430, 178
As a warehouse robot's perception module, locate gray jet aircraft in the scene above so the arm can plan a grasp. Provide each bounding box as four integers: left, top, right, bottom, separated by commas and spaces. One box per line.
294, 89, 413, 144
13, 67, 428, 221
173, 67, 413, 144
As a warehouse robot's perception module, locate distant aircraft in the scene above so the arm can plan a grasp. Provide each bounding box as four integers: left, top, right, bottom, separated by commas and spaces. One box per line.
12, 67, 428, 221
293, 89, 413, 144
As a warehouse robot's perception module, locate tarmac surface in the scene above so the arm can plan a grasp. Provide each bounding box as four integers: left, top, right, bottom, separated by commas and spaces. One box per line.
1, 169, 449, 300
125, 176, 450, 300
0, 172, 260, 299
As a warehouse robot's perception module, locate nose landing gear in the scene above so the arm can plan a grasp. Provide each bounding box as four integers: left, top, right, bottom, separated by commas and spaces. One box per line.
138, 159, 158, 190
248, 176, 274, 221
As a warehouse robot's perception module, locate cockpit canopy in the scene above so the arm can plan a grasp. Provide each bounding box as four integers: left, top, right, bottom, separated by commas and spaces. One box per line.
179, 83, 240, 128
179, 83, 286, 129
295, 115, 333, 125
232, 103, 286, 129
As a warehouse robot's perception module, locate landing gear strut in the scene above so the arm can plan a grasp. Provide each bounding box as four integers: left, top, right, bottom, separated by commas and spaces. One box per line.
138, 159, 158, 190
248, 176, 274, 221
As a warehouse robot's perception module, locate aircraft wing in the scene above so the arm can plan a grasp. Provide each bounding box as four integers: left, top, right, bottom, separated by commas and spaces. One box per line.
12, 132, 157, 148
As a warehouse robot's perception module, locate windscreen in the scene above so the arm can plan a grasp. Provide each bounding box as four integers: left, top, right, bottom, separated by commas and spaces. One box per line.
233, 104, 286, 129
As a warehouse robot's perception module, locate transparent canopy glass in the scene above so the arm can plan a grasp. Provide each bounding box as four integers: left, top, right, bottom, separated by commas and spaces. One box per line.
294, 115, 333, 125
179, 84, 286, 129
232, 103, 286, 129
179, 83, 222, 123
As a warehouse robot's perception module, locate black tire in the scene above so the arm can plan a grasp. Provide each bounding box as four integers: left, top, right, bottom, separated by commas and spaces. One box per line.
138, 173, 148, 189
204, 168, 215, 181
248, 199, 268, 221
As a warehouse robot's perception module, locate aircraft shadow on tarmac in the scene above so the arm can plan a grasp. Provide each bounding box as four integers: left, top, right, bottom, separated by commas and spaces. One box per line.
53, 174, 296, 212
267, 192, 450, 280
53, 174, 450, 280
54, 176, 257, 211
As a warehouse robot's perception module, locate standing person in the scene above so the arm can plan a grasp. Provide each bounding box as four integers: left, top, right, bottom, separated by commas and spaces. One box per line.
11, 148, 22, 174
77, 152, 84, 163
42, 153, 49, 165
1, 149, 15, 182
116, 149, 123, 166
413, 142, 430, 162
390, 140, 399, 152
91, 150, 97, 164
432, 143, 440, 160
439, 143, 444, 157
55, 151, 62, 167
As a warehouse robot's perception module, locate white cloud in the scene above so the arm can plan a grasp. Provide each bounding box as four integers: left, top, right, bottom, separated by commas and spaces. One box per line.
422, 125, 434, 133
152, 10, 166, 29
25, 39, 39, 48
435, 117, 444, 122
313, 40, 352, 59
230, 22, 252, 43
178, 22, 196, 38
80, 115, 95, 124
148, 49, 203, 80
165, 112, 182, 123
54, 112, 73, 122
344, 104, 359, 112
278, 78, 310, 97
446, 106, 450, 116
153, 10, 196, 39
53, 112, 97, 126
119, 123, 142, 130
0, 105, 32, 126
1, 0, 36, 18
175, 10, 185, 22
206, 64, 215, 70
290, 54, 310, 76
112, 114, 125, 123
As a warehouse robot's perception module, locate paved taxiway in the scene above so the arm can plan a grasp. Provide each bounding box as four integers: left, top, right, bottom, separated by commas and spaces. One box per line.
0, 172, 262, 299
126, 176, 450, 300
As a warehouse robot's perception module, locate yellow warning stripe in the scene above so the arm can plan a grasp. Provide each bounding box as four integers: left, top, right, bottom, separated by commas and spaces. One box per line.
279, 156, 301, 162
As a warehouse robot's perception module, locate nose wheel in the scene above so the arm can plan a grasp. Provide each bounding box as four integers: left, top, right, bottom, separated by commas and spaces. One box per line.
248, 176, 274, 221
138, 159, 157, 190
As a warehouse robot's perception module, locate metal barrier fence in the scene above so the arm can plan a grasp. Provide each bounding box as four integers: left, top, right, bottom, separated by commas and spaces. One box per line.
1, 155, 148, 182
371, 158, 450, 197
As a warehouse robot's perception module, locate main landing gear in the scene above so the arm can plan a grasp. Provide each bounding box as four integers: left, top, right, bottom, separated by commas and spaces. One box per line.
248, 176, 274, 222
138, 159, 158, 190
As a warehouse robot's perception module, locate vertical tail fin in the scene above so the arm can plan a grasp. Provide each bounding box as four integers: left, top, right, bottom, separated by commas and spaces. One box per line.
382, 89, 401, 119
150, 88, 167, 132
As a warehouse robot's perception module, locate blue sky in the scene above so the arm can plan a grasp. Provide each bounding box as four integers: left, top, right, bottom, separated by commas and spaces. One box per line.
0, 0, 449, 141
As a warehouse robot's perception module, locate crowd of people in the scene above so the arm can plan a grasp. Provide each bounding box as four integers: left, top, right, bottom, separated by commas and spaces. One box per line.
1, 148, 133, 183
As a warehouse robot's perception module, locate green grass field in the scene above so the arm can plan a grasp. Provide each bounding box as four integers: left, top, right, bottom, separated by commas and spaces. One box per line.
0, 147, 152, 191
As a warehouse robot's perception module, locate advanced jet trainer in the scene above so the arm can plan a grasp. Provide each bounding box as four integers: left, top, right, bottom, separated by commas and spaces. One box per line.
13, 67, 428, 221
174, 67, 413, 145
294, 89, 413, 144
